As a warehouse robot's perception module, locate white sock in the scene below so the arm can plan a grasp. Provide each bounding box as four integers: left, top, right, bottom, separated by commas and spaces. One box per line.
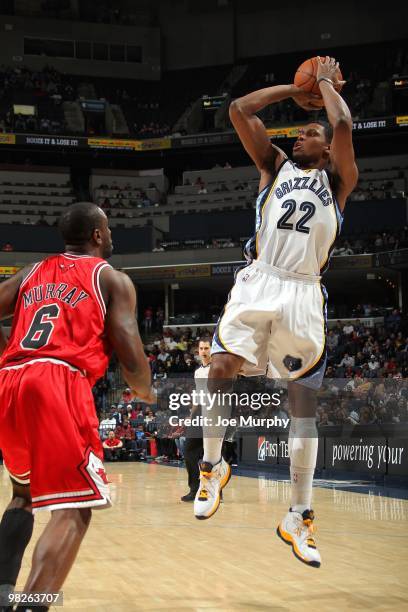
288, 416, 318, 514
202, 388, 232, 465
202, 437, 224, 465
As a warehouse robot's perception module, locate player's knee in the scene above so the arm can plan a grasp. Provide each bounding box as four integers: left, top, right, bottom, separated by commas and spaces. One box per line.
207, 369, 231, 394
52, 507, 92, 533
10, 496, 32, 513
208, 356, 238, 388
80, 507, 92, 527
11, 482, 32, 511
288, 382, 318, 417
74, 507, 92, 532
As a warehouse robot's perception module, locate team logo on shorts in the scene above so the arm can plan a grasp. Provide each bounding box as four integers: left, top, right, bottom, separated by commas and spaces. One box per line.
283, 355, 303, 372
96, 467, 109, 485
258, 436, 266, 461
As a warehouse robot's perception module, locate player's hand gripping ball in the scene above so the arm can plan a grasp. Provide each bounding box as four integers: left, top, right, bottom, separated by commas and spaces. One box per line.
294, 56, 345, 109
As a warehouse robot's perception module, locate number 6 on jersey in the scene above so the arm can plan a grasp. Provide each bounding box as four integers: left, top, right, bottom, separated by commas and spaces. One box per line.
20, 304, 61, 350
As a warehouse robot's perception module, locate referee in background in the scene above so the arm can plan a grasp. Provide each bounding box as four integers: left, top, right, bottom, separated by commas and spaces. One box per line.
181, 336, 211, 502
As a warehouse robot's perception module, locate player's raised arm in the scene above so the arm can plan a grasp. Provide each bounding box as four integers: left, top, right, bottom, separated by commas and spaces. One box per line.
229, 84, 319, 188
317, 56, 358, 210
101, 267, 154, 403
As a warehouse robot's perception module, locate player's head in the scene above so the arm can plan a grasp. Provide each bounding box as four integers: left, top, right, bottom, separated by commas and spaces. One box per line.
108, 430, 115, 439
198, 336, 211, 362
292, 121, 333, 168
59, 202, 113, 258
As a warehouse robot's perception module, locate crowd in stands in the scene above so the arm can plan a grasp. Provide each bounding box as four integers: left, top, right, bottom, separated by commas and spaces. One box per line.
350, 181, 404, 202
133, 120, 171, 140
1, 242, 13, 252
153, 228, 408, 256
252, 69, 396, 127
142, 306, 165, 334
10, 113, 64, 135
325, 310, 405, 374
234, 42, 407, 128
1, 39, 407, 140
95, 181, 161, 210
180, 170, 406, 201
99, 401, 157, 462
333, 229, 408, 256
0, 65, 74, 101
94, 309, 408, 459
317, 379, 408, 426
140, 309, 407, 381
0, 65, 168, 139
183, 171, 251, 194
98, 385, 185, 462
0, 65, 74, 134
317, 311, 408, 425
105, 83, 171, 138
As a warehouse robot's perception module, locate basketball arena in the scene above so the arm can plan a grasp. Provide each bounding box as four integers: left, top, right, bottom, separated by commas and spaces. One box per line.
0, 1, 408, 610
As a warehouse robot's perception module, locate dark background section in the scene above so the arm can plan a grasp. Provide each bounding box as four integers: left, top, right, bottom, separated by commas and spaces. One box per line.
0, 224, 154, 254
169, 198, 407, 241
169, 210, 254, 240
341, 199, 407, 234
1, 198, 405, 253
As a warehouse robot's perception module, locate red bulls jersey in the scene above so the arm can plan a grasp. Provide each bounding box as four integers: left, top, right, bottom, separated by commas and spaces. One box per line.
0, 253, 112, 385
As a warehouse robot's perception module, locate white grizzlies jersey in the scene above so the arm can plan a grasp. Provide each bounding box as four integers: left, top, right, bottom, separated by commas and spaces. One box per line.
244, 159, 343, 276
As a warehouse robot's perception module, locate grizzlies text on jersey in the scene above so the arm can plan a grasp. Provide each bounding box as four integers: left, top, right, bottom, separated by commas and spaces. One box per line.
244, 159, 343, 276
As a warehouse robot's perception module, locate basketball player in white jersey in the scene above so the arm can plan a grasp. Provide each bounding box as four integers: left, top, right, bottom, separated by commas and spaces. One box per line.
194, 57, 358, 567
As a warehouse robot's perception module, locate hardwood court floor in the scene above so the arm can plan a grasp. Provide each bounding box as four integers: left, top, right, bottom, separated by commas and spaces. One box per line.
1, 463, 408, 612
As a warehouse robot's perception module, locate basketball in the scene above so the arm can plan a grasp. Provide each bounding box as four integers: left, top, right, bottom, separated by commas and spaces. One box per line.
294, 56, 344, 107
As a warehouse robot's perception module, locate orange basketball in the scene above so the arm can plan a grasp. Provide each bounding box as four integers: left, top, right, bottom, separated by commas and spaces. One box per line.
294, 56, 343, 94
294, 56, 343, 108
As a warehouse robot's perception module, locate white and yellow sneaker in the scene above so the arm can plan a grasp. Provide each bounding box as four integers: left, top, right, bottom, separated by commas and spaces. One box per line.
277, 509, 321, 568
194, 458, 231, 520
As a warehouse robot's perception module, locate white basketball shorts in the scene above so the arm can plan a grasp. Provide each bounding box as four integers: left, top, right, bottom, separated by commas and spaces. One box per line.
211, 260, 327, 388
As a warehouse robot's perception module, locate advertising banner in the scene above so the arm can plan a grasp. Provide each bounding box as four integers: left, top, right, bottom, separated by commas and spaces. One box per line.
17, 135, 84, 147
0, 115, 405, 153
0, 134, 16, 145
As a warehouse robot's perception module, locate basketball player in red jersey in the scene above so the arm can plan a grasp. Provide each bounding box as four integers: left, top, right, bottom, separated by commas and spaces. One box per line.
0, 202, 153, 610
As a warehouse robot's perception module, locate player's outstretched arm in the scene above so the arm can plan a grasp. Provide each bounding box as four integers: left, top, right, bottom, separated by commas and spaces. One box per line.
102, 267, 154, 404
317, 56, 358, 210
229, 85, 319, 188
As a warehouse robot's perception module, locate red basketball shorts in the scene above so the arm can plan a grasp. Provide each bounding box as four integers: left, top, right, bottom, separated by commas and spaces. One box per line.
0, 359, 111, 513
